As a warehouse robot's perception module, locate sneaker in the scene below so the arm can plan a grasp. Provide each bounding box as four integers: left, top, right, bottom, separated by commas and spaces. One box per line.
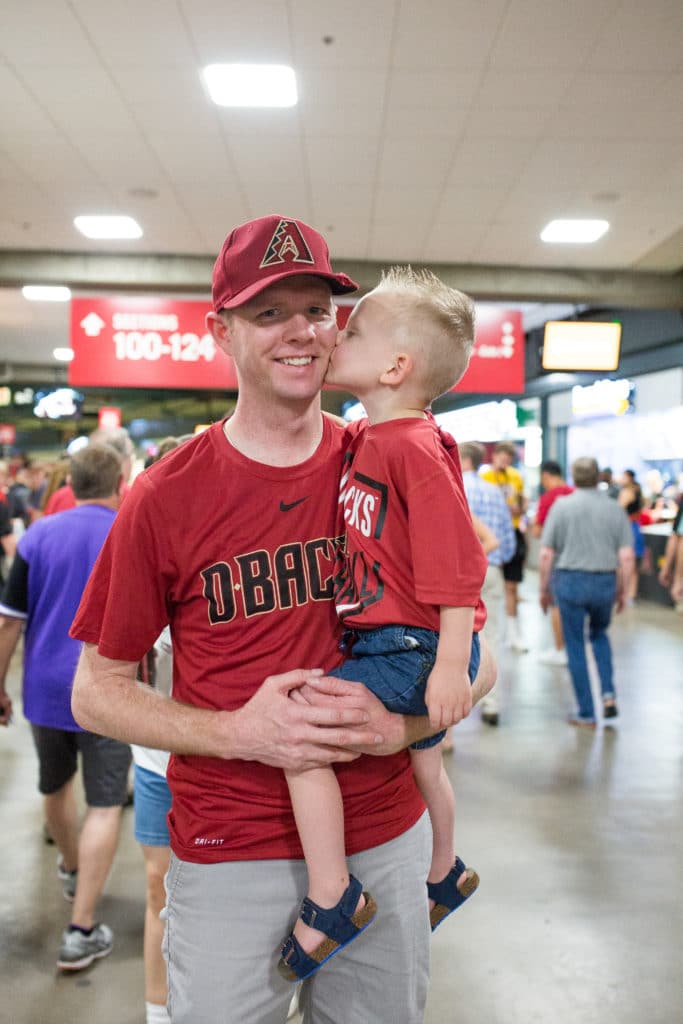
57, 860, 78, 902
538, 647, 568, 666
603, 701, 619, 719
57, 923, 113, 971
287, 986, 301, 1020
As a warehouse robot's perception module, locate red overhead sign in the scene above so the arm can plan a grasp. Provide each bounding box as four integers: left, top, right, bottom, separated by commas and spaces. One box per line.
69, 296, 524, 394
70, 296, 236, 390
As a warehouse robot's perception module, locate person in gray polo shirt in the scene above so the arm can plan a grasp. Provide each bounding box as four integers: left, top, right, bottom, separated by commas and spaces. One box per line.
538, 456, 634, 727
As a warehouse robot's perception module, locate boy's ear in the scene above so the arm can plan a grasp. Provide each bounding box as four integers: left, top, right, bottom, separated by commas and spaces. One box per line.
379, 352, 413, 386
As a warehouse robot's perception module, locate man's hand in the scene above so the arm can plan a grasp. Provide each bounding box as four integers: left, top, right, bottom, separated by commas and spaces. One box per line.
539, 588, 552, 613
227, 669, 385, 772
0, 688, 12, 726
425, 664, 472, 729
295, 675, 412, 756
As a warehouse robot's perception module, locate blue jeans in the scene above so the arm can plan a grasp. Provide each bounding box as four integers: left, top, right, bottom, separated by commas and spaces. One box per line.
330, 625, 481, 749
552, 570, 616, 722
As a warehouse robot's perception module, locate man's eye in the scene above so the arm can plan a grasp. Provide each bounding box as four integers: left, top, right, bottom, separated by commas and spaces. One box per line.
310, 306, 332, 317
258, 308, 279, 319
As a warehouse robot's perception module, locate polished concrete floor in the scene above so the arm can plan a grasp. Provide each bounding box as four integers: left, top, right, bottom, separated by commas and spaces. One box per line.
1, 573, 681, 1024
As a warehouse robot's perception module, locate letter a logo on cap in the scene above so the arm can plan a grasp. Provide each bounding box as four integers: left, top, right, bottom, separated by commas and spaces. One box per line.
259, 219, 315, 269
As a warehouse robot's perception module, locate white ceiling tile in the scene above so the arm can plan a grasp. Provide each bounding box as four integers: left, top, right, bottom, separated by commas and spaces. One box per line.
589, 0, 683, 72
132, 98, 218, 135
383, 105, 469, 138
1, 0, 100, 67
377, 136, 455, 187
214, 107, 301, 138
297, 68, 388, 110
305, 136, 380, 187
242, 183, 311, 220
372, 188, 442, 226
317, 220, 373, 261
229, 135, 306, 184
70, 134, 164, 186
446, 138, 531, 187
433, 186, 511, 225
289, 2, 395, 68
0, 67, 60, 134
561, 71, 673, 109
422, 222, 486, 263
367, 228, 430, 263
71, 0, 195, 66
550, 103, 681, 142
300, 103, 384, 137
387, 70, 483, 109
145, 134, 243, 187
490, 0, 619, 70
184, 2, 293, 63
465, 104, 552, 140
475, 70, 577, 108
393, 2, 508, 69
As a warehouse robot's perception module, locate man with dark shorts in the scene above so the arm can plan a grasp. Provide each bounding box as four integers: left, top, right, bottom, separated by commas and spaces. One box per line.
0, 444, 131, 971
69, 215, 495, 1023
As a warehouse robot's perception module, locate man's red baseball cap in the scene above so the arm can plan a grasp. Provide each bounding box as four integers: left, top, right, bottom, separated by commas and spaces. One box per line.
211, 215, 358, 312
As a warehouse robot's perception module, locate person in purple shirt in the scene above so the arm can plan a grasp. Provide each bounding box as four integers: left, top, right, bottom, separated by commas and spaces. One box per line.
0, 444, 131, 972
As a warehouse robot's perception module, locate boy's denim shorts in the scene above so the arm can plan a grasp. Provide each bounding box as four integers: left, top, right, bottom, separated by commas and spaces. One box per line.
330, 625, 481, 750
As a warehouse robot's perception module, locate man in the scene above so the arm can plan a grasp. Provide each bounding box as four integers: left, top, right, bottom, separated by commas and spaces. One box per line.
481, 441, 528, 651
69, 215, 495, 1024
532, 460, 573, 665
0, 445, 131, 970
459, 441, 516, 726
44, 427, 135, 516
539, 456, 634, 727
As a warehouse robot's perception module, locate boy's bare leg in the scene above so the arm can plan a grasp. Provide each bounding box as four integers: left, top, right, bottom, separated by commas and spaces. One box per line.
141, 844, 171, 1007
285, 767, 364, 953
410, 745, 470, 903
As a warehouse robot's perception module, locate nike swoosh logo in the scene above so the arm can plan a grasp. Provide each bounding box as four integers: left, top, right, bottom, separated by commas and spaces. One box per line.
279, 497, 310, 512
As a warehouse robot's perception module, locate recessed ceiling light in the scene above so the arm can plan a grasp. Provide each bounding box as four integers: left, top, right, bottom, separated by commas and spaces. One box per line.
22, 285, 72, 302
202, 64, 298, 107
74, 215, 143, 240
53, 348, 75, 362
541, 219, 609, 244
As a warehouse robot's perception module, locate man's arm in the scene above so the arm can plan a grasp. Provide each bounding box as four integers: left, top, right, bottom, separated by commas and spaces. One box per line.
71, 643, 386, 773
0, 615, 23, 725
538, 544, 556, 613
672, 535, 683, 603
615, 546, 635, 612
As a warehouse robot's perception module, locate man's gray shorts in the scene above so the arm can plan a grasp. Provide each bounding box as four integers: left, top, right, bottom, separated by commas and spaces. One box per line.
30, 724, 131, 806
163, 812, 432, 1024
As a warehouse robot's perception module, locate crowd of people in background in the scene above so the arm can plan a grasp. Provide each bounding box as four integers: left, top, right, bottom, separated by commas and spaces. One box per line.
0, 412, 681, 1022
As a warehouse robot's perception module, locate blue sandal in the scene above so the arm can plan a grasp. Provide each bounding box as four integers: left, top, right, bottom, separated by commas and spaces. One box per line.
427, 856, 479, 932
278, 875, 377, 982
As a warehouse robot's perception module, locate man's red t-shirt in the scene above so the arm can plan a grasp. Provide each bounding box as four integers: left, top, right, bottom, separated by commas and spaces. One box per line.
71, 418, 424, 863
535, 484, 574, 528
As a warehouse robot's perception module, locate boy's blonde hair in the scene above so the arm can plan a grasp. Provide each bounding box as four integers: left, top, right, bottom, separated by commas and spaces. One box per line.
373, 266, 475, 402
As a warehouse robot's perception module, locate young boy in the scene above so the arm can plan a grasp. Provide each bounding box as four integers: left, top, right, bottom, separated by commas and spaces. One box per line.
279, 267, 488, 982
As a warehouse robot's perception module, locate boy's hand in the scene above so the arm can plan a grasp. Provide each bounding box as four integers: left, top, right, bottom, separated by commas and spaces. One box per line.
425, 664, 472, 730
